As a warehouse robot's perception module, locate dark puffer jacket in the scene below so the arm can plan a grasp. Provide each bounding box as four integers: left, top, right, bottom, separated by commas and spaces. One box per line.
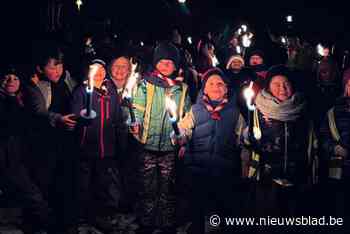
253, 110, 311, 184
185, 94, 242, 177
71, 79, 122, 158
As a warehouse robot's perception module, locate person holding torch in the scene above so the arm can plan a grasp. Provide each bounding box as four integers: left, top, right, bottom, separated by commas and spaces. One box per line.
130, 42, 191, 233
172, 68, 246, 234
242, 65, 318, 217
70, 59, 123, 232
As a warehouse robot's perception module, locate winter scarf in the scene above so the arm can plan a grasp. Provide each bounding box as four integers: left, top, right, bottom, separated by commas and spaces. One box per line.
202, 94, 228, 120
255, 89, 306, 122
145, 70, 181, 88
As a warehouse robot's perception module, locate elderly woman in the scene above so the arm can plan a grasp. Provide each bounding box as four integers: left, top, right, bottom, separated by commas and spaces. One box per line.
319, 68, 350, 217
244, 65, 316, 216
175, 68, 245, 233
0, 67, 49, 233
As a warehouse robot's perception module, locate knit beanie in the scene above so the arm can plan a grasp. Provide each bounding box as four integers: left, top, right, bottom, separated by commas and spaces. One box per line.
153, 42, 180, 69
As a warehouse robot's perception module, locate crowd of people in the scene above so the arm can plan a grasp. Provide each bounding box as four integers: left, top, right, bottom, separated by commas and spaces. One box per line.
0, 27, 349, 234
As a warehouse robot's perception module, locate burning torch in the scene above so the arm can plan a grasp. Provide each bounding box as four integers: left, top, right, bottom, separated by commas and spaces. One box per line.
122, 60, 139, 126
243, 81, 261, 141
165, 94, 180, 137
242, 32, 254, 58
317, 43, 325, 57
80, 64, 99, 120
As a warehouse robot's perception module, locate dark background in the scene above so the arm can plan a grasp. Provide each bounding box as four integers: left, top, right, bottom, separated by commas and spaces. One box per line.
0, 0, 348, 66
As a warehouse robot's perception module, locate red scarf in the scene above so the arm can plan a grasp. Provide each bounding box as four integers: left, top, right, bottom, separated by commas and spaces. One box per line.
202, 94, 228, 120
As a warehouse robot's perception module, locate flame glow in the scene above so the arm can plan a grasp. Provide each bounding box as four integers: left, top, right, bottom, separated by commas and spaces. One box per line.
242, 34, 252, 48
236, 46, 242, 54
243, 81, 255, 111
187, 36, 192, 44
165, 95, 177, 122
212, 55, 219, 67
86, 64, 99, 93
122, 61, 139, 99
317, 44, 325, 56
281, 37, 287, 44
76, 0, 83, 11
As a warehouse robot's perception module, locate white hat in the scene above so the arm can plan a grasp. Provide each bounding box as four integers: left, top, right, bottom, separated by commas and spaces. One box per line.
226, 55, 245, 69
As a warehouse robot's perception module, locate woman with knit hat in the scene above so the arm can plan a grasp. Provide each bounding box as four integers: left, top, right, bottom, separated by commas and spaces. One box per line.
243, 65, 317, 217
174, 67, 245, 233
130, 42, 191, 233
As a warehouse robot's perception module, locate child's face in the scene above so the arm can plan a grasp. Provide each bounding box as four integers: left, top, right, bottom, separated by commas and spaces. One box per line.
93, 65, 106, 84
230, 59, 244, 71
204, 75, 227, 101
43, 59, 64, 83
111, 57, 130, 87
2, 74, 20, 94
249, 55, 263, 66
269, 75, 293, 102
156, 59, 176, 77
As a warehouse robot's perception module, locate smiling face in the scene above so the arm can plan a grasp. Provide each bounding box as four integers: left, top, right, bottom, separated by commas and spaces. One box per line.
2, 74, 20, 94
93, 64, 106, 85
110, 57, 131, 88
156, 59, 176, 77
204, 74, 228, 101
269, 75, 293, 102
230, 59, 244, 71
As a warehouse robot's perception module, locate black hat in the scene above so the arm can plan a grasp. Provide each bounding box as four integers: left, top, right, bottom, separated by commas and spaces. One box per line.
1, 65, 22, 80
153, 42, 180, 69
201, 67, 230, 87
249, 50, 265, 60
265, 64, 294, 88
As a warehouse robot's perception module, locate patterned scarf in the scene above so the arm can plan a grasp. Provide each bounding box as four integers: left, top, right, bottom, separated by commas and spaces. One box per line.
202, 94, 228, 120
149, 70, 181, 87
255, 89, 306, 122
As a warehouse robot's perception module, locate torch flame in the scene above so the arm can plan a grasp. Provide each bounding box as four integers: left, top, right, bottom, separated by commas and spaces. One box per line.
242, 34, 252, 48
243, 81, 255, 111
212, 55, 219, 67
122, 60, 139, 99
86, 64, 99, 93
317, 43, 325, 57
76, 0, 83, 11
165, 95, 178, 122
236, 46, 242, 54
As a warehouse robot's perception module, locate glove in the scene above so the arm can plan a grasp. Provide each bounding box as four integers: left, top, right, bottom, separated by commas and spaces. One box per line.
170, 129, 187, 146
334, 144, 348, 158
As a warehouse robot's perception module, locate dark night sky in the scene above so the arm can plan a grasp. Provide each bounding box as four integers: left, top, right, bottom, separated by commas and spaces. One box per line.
0, 0, 349, 65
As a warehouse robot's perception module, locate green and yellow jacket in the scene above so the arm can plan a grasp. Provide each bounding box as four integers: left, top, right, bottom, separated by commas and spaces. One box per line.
132, 74, 191, 152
